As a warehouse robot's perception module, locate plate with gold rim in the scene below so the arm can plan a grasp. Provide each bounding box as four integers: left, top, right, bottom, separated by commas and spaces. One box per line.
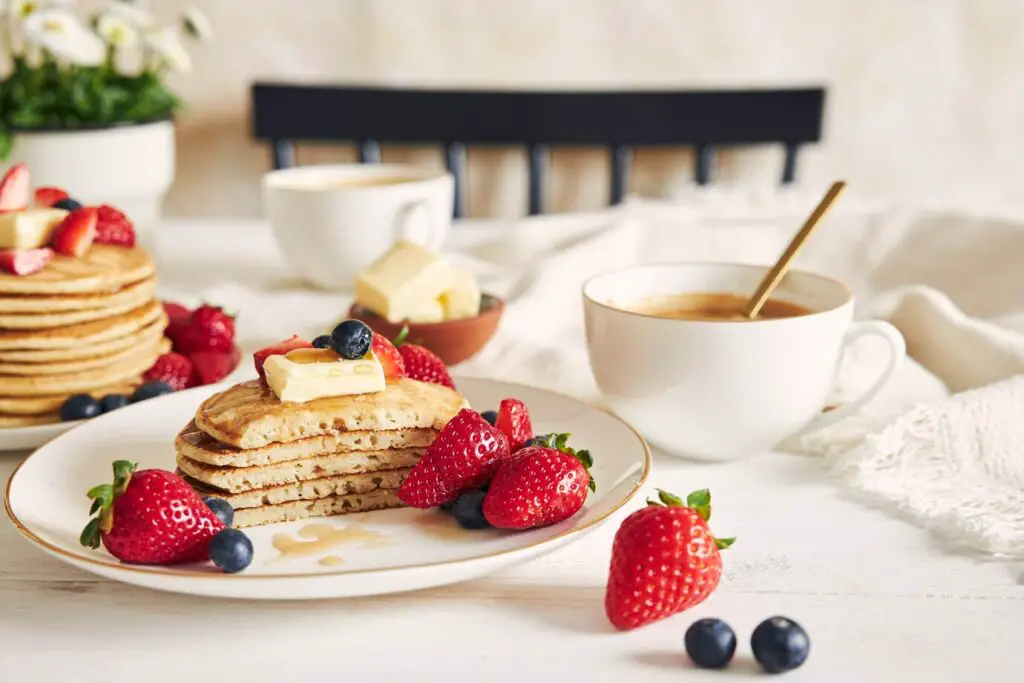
4, 377, 650, 600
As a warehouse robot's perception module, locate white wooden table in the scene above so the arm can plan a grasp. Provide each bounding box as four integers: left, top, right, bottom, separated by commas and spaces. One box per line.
1, 220, 1021, 682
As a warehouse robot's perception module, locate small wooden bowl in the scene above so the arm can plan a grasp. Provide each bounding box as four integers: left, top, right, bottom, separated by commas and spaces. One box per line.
348, 294, 505, 366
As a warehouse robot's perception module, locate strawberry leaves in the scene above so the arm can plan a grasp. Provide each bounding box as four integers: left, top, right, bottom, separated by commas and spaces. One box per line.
646, 488, 735, 549
81, 460, 137, 547
534, 432, 596, 492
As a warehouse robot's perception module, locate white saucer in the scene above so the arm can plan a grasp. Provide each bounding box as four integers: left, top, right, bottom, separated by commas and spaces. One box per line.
0, 419, 82, 452
5, 377, 650, 600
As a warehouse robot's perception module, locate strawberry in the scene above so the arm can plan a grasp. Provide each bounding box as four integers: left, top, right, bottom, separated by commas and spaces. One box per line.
253, 335, 313, 379
162, 301, 192, 350
482, 433, 593, 529
495, 397, 532, 451
162, 301, 191, 325
0, 248, 52, 276
143, 352, 195, 391
81, 460, 225, 564
177, 304, 236, 354
371, 332, 405, 378
393, 327, 454, 389
93, 204, 136, 247
397, 408, 510, 508
50, 207, 98, 257
605, 489, 735, 631
34, 186, 69, 207
0, 163, 30, 212
191, 347, 241, 385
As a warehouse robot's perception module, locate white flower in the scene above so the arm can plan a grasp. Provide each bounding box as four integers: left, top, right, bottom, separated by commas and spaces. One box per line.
103, 0, 153, 28
144, 26, 190, 72
181, 4, 212, 42
22, 9, 105, 66
96, 12, 137, 49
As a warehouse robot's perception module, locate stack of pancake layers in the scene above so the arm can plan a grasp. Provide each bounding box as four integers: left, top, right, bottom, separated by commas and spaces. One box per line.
175, 377, 467, 528
0, 246, 166, 427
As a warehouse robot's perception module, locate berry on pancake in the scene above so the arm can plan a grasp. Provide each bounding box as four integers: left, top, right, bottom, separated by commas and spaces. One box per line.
51, 207, 98, 257
253, 335, 313, 379
371, 332, 405, 378
34, 186, 69, 207
0, 247, 52, 275
393, 327, 454, 388
93, 204, 136, 247
0, 163, 30, 212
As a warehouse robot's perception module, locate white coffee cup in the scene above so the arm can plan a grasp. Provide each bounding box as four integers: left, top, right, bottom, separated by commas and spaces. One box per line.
262, 164, 454, 290
582, 262, 906, 460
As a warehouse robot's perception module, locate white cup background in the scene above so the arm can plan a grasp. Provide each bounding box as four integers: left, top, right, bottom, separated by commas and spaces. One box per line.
263, 164, 454, 290
582, 263, 906, 460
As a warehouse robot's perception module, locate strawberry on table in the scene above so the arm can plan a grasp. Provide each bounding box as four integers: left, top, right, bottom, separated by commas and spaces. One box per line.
483, 433, 593, 529
397, 408, 510, 508
0, 248, 52, 276
51, 207, 98, 257
143, 352, 195, 391
605, 489, 735, 631
393, 327, 455, 389
191, 347, 241, 385
253, 335, 313, 379
93, 204, 136, 247
178, 303, 236, 354
80, 460, 225, 564
0, 163, 30, 212
495, 397, 532, 451
371, 331, 405, 378
34, 186, 69, 207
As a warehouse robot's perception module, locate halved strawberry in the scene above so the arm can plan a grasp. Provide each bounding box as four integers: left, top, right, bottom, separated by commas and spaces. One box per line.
34, 186, 69, 207
0, 248, 52, 276
0, 164, 30, 212
495, 398, 532, 451
371, 332, 405, 378
192, 347, 241, 385
51, 207, 98, 257
94, 204, 136, 247
253, 335, 313, 379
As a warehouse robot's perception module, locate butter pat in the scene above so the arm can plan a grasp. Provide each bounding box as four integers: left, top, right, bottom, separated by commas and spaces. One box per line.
355, 239, 452, 323
406, 298, 446, 324
0, 208, 68, 249
263, 350, 385, 403
439, 268, 482, 320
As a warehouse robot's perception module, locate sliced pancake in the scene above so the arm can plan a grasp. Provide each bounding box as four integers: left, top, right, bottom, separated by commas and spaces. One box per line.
0, 283, 155, 329
0, 345, 158, 396
0, 245, 154, 295
176, 446, 425, 492
0, 381, 139, 416
0, 276, 156, 313
0, 412, 60, 427
180, 467, 410, 508
195, 377, 468, 450
0, 316, 166, 362
0, 300, 163, 350
0, 337, 169, 376
229, 489, 403, 528
175, 420, 437, 467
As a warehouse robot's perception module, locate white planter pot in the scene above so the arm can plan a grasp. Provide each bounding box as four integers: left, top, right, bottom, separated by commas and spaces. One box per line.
7, 120, 175, 248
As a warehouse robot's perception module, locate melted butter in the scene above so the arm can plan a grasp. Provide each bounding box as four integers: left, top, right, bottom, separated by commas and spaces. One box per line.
285, 348, 340, 364
270, 522, 389, 563
413, 511, 475, 540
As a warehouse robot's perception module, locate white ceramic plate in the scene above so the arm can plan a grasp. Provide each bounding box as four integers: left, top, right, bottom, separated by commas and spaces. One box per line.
0, 419, 82, 452
5, 377, 650, 600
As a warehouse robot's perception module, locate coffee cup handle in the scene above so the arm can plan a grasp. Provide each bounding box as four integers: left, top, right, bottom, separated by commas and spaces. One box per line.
797, 320, 906, 435
393, 198, 447, 251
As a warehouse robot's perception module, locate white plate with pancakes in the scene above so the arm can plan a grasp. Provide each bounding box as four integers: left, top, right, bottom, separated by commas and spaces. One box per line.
5, 377, 650, 599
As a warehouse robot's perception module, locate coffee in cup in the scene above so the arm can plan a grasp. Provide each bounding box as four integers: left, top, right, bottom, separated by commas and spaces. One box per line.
618, 292, 810, 322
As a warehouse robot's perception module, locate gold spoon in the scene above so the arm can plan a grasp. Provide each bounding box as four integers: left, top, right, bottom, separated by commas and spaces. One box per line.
742, 181, 847, 319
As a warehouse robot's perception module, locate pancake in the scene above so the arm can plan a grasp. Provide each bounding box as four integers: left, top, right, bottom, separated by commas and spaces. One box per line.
0, 412, 60, 427
0, 282, 155, 329
176, 447, 425, 492
175, 420, 437, 467
195, 378, 468, 450
0, 317, 166, 362
0, 345, 158, 396
0, 276, 156, 313
229, 489, 403, 528
0, 300, 163, 350
0, 337, 169, 376
0, 381, 139, 416
180, 467, 410, 508
0, 245, 154, 295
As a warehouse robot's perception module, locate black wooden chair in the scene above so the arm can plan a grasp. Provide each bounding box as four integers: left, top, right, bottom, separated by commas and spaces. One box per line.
250, 83, 825, 218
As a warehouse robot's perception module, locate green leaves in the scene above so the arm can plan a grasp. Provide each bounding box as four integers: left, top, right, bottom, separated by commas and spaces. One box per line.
536, 432, 596, 492
80, 460, 137, 546
645, 488, 736, 549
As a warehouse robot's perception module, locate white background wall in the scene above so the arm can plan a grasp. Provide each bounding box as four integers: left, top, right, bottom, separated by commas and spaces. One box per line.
162, 0, 1024, 218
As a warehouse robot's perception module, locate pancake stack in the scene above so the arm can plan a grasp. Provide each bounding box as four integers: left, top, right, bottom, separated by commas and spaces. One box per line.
174, 377, 467, 527
0, 245, 166, 427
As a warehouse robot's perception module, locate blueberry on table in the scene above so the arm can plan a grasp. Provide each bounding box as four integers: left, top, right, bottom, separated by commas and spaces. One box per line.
684, 618, 737, 669
209, 528, 254, 573
330, 319, 372, 360
751, 616, 810, 674
479, 410, 498, 425
452, 490, 491, 530
59, 394, 101, 421
130, 381, 174, 403
202, 496, 235, 527
53, 197, 83, 211
99, 394, 130, 413
312, 334, 332, 349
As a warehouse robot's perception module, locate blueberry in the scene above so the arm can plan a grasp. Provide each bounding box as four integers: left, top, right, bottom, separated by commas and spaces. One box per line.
312, 334, 332, 349
130, 381, 173, 403
452, 490, 490, 530
479, 410, 498, 425
99, 394, 130, 413
330, 319, 372, 360
684, 618, 737, 669
203, 496, 235, 527
208, 528, 254, 573
751, 616, 810, 674
440, 498, 457, 514
59, 394, 101, 421
523, 433, 551, 448
53, 197, 82, 211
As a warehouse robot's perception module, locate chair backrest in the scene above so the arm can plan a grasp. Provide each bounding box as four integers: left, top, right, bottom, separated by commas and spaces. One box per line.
251, 83, 825, 218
